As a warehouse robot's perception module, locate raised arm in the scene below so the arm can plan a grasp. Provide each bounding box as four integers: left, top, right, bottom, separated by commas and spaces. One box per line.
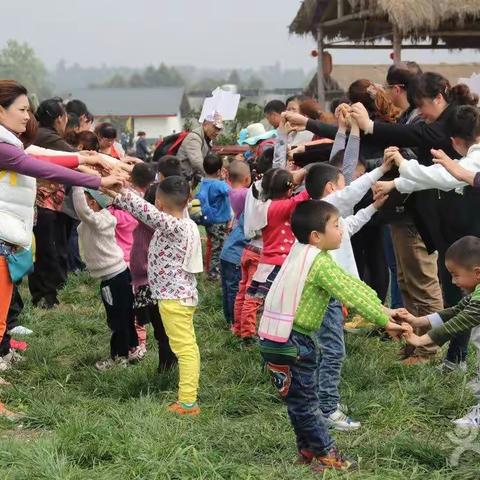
113, 189, 177, 232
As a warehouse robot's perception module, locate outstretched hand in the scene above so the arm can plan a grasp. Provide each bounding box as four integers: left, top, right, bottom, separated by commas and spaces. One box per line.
384, 146, 405, 168
282, 111, 308, 131
373, 180, 395, 197
100, 173, 126, 191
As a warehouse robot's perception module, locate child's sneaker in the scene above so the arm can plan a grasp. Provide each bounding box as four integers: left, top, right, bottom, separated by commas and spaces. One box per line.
437, 359, 467, 374
327, 408, 361, 431
95, 357, 128, 372
8, 326, 33, 336
128, 345, 147, 363
0, 403, 20, 421
311, 447, 357, 472
3, 349, 24, 365
295, 449, 315, 465
167, 401, 200, 416
10, 339, 27, 352
453, 405, 480, 429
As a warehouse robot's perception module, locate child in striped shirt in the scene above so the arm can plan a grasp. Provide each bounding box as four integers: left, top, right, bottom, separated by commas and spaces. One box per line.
401, 235, 480, 428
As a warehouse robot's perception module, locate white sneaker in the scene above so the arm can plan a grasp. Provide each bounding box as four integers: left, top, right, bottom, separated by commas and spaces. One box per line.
95, 357, 128, 372
437, 359, 467, 373
3, 350, 24, 364
453, 405, 480, 429
327, 408, 361, 431
128, 345, 147, 363
8, 326, 33, 336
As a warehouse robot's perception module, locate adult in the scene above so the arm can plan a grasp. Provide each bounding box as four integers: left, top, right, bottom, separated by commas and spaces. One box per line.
381, 64, 444, 363
28, 98, 78, 308
135, 131, 149, 161
95, 122, 124, 159
303, 52, 344, 100
263, 100, 285, 129
176, 112, 223, 179
65, 99, 93, 132
350, 73, 477, 369
0, 81, 122, 386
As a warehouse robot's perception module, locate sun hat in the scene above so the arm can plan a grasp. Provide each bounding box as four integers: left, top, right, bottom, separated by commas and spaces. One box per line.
238, 123, 277, 146
85, 188, 112, 209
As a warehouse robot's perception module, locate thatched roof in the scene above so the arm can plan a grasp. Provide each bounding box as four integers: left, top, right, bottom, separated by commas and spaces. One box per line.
289, 0, 480, 48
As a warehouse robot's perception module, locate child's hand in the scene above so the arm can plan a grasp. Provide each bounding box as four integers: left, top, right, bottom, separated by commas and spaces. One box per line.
395, 310, 430, 329
373, 180, 395, 196
431, 149, 474, 184
278, 114, 293, 135
385, 320, 411, 340
380, 152, 396, 173
372, 192, 388, 209
349, 102, 371, 131
403, 331, 431, 347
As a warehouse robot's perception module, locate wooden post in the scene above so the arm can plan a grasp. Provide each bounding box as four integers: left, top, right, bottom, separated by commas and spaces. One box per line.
316, 24, 325, 106
392, 24, 402, 63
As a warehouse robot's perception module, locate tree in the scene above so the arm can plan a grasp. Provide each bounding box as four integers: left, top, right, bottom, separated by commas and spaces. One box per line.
245, 75, 264, 90
227, 70, 241, 85
104, 73, 128, 88
0, 40, 50, 98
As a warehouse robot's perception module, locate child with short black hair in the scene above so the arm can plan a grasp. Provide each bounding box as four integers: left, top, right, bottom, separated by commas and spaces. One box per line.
72, 187, 138, 371
401, 235, 480, 428
219, 161, 251, 325
258, 200, 406, 473
110, 176, 203, 415
156, 155, 182, 180
305, 158, 392, 431
196, 153, 231, 280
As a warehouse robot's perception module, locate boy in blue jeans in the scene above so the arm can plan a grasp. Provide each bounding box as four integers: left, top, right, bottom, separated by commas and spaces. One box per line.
196, 154, 231, 280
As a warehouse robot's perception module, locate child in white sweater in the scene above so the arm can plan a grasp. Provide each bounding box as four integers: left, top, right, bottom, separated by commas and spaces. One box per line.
72, 187, 138, 371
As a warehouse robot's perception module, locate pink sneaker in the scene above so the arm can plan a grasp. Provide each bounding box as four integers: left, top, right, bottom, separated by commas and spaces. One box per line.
10, 339, 27, 351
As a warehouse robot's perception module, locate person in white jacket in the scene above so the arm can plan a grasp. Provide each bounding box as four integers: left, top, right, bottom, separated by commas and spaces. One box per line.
374, 105, 480, 196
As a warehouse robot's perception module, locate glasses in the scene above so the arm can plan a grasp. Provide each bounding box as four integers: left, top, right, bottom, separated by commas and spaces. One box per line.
384, 83, 405, 89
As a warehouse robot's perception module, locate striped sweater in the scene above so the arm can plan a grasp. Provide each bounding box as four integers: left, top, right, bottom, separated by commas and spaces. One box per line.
293, 250, 388, 335
427, 284, 480, 346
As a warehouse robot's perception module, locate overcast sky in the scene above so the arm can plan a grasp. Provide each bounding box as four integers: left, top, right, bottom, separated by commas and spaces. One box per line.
2, 0, 477, 70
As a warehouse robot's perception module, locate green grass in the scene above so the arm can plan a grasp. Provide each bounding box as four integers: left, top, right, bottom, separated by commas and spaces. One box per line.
0, 273, 478, 479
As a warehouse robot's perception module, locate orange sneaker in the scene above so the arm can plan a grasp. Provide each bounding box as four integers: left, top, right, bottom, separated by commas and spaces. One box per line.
311, 447, 357, 472
167, 401, 200, 416
401, 355, 435, 366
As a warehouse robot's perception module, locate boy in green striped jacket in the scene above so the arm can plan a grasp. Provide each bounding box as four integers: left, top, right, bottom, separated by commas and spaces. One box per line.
401, 235, 480, 428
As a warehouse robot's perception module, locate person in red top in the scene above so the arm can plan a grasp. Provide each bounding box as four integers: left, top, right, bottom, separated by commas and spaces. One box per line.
243, 167, 308, 344
95, 122, 125, 160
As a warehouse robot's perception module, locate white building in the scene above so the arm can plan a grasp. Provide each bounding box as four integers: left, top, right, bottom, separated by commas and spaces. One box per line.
66, 87, 190, 139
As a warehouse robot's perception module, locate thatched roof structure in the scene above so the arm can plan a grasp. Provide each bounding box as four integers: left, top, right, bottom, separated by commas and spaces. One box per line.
290, 0, 480, 49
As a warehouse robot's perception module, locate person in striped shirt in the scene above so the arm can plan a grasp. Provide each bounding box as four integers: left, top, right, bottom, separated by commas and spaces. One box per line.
401, 235, 480, 428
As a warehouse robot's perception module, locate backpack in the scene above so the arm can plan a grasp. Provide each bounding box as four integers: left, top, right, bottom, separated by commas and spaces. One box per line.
152, 131, 190, 161
190, 183, 216, 227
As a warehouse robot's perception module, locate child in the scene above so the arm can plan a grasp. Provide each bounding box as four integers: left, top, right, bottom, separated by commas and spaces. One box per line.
108, 163, 156, 265
108, 163, 155, 360
111, 176, 203, 415
258, 200, 407, 472
240, 167, 308, 344
196, 153, 231, 280
72, 187, 138, 371
219, 161, 251, 325
401, 236, 480, 428
156, 155, 182, 180
227, 160, 251, 219
130, 183, 176, 372
305, 157, 392, 431
232, 151, 273, 341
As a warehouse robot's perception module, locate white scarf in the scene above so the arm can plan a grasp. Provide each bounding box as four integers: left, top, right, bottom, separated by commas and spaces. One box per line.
258, 242, 319, 342
0, 124, 24, 149
244, 180, 270, 239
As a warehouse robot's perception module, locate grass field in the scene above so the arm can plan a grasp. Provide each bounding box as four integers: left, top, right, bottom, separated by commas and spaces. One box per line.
0, 272, 478, 479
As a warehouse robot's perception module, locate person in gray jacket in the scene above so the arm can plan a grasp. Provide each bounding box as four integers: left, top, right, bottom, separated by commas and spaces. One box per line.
177, 112, 223, 179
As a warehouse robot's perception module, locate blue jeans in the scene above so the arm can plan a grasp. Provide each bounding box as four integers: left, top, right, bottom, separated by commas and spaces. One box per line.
260, 331, 334, 455
220, 259, 241, 324
383, 226, 403, 309
316, 299, 345, 416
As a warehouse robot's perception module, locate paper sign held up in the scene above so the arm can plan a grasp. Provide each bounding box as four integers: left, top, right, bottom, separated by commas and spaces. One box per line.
199, 87, 241, 123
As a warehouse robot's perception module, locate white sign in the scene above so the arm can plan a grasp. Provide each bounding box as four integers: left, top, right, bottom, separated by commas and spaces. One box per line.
199, 87, 241, 122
